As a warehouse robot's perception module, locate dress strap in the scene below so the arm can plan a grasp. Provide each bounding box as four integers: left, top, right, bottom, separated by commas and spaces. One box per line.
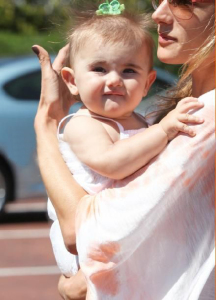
57, 113, 124, 140
57, 113, 75, 140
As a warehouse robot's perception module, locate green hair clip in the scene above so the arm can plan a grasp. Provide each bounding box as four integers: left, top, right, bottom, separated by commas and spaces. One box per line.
96, 0, 125, 16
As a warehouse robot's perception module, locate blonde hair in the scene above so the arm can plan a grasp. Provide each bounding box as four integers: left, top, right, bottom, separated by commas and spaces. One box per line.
148, 11, 215, 122
66, 10, 155, 71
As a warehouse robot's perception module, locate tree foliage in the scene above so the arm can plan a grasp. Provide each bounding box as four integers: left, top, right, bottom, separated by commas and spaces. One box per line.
0, 0, 180, 75
0, 0, 71, 34
0, 0, 154, 34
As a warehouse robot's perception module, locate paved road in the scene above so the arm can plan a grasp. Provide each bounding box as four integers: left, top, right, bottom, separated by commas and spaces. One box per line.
0, 198, 62, 300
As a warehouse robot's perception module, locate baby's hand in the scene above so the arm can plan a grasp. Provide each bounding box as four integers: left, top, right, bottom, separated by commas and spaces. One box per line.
159, 97, 204, 141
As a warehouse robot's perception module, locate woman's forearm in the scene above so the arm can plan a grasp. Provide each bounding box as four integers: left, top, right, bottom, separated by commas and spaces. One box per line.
36, 122, 87, 253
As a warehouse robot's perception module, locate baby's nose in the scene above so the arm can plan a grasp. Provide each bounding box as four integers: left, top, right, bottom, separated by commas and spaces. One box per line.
106, 72, 123, 87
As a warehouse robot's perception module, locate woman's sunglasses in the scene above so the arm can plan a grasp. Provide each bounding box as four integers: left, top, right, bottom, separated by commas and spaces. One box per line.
152, 0, 214, 20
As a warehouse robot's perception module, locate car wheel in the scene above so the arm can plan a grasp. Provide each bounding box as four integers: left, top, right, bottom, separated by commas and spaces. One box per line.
0, 164, 12, 212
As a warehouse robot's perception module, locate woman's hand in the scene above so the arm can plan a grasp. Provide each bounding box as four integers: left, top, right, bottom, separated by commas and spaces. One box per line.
32, 44, 75, 133
159, 97, 204, 140
58, 271, 87, 300
32, 45, 87, 253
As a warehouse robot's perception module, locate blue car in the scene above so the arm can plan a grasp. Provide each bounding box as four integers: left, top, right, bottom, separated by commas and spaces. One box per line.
0, 56, 177, 213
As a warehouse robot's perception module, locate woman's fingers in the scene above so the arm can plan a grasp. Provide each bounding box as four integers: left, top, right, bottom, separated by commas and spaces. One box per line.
32, 44, 75, 125
32, 44, 69, 75
32, 45, 53, 78
32, 44, 64, 123
53, 44, 70, 73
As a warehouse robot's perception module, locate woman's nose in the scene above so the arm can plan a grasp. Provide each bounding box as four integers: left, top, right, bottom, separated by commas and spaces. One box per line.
106, 71, 123, 87
152, 0, 173, 24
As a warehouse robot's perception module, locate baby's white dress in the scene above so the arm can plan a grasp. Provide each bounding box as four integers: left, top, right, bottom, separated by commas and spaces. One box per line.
47, 114, 146, 277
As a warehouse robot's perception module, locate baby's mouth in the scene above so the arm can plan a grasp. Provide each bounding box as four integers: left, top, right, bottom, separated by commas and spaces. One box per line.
104, 91, 124, 96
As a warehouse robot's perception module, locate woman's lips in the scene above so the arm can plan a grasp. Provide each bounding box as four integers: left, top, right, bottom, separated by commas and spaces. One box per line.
158, 34, 177, 46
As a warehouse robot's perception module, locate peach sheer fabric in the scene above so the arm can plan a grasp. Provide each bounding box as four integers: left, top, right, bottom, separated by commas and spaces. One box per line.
76, 90, 215, 300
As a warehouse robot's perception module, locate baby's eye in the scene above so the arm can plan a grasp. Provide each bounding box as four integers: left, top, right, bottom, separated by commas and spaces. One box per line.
123, 68, 136, 74
93, 67, 106, 73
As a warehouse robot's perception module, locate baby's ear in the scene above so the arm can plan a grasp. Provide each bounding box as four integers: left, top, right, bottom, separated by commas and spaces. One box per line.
143, 69, 157, 97
61, 67, 79, 95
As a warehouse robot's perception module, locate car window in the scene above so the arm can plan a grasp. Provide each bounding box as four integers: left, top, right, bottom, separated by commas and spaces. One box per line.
3, 70, 41, 101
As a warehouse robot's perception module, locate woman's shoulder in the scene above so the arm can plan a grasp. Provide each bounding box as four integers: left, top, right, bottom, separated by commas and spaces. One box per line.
199, 89, 215, 105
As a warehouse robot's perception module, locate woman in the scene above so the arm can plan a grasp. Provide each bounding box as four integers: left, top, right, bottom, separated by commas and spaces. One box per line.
33, 0, 215, 299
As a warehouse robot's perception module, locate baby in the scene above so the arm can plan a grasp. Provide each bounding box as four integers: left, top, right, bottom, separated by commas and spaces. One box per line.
47, 1, 204, 278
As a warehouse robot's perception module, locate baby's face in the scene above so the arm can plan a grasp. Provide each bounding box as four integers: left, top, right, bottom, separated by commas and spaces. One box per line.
71, 37, 156, 119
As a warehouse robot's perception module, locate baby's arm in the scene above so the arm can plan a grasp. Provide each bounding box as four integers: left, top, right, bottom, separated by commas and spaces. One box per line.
64, 98, 204, 180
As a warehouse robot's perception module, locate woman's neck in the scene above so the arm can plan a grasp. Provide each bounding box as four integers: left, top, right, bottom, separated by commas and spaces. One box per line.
192, 55, 215, 98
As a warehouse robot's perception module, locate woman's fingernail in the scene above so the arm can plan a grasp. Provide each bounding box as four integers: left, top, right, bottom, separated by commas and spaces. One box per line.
32, 46, 39, 55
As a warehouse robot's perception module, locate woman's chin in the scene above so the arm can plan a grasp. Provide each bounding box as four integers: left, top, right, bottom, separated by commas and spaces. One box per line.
157, 48, 184, 65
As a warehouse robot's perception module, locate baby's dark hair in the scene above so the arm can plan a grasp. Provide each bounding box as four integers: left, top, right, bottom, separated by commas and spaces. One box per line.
66, 9, 155, 71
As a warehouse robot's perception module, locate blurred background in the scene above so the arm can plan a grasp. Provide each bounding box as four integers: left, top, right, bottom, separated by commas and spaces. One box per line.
0, 0, 180, 71
0, 0, 180, 299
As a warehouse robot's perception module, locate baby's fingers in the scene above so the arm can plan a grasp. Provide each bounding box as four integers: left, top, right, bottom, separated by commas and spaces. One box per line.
177, 97, 198, 106
177, 123, 196, 137
177, 100, 204, 113
178, 114, 204, 124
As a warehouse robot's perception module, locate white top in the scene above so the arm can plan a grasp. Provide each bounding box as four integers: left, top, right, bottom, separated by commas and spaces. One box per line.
47, 114, 146, 276
75, 90, 215, 299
